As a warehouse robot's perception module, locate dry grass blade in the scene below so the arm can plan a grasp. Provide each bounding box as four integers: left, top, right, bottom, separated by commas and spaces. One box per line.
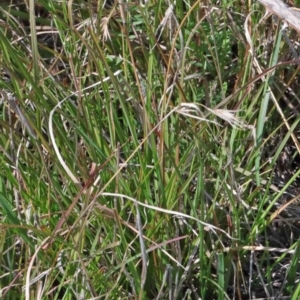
257, 0, 300, 33
99, 192, 235, 240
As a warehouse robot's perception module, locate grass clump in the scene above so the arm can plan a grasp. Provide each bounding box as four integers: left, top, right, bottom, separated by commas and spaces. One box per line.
1, 0, 300, 299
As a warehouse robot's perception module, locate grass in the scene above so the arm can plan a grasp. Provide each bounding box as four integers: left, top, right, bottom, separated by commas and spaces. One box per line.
0, 0, 300, 299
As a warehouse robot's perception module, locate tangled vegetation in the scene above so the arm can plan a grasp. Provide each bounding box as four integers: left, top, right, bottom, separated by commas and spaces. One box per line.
1, 0, 300, 299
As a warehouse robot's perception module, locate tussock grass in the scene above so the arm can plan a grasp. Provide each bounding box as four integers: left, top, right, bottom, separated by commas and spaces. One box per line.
1, 0, 300, 299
